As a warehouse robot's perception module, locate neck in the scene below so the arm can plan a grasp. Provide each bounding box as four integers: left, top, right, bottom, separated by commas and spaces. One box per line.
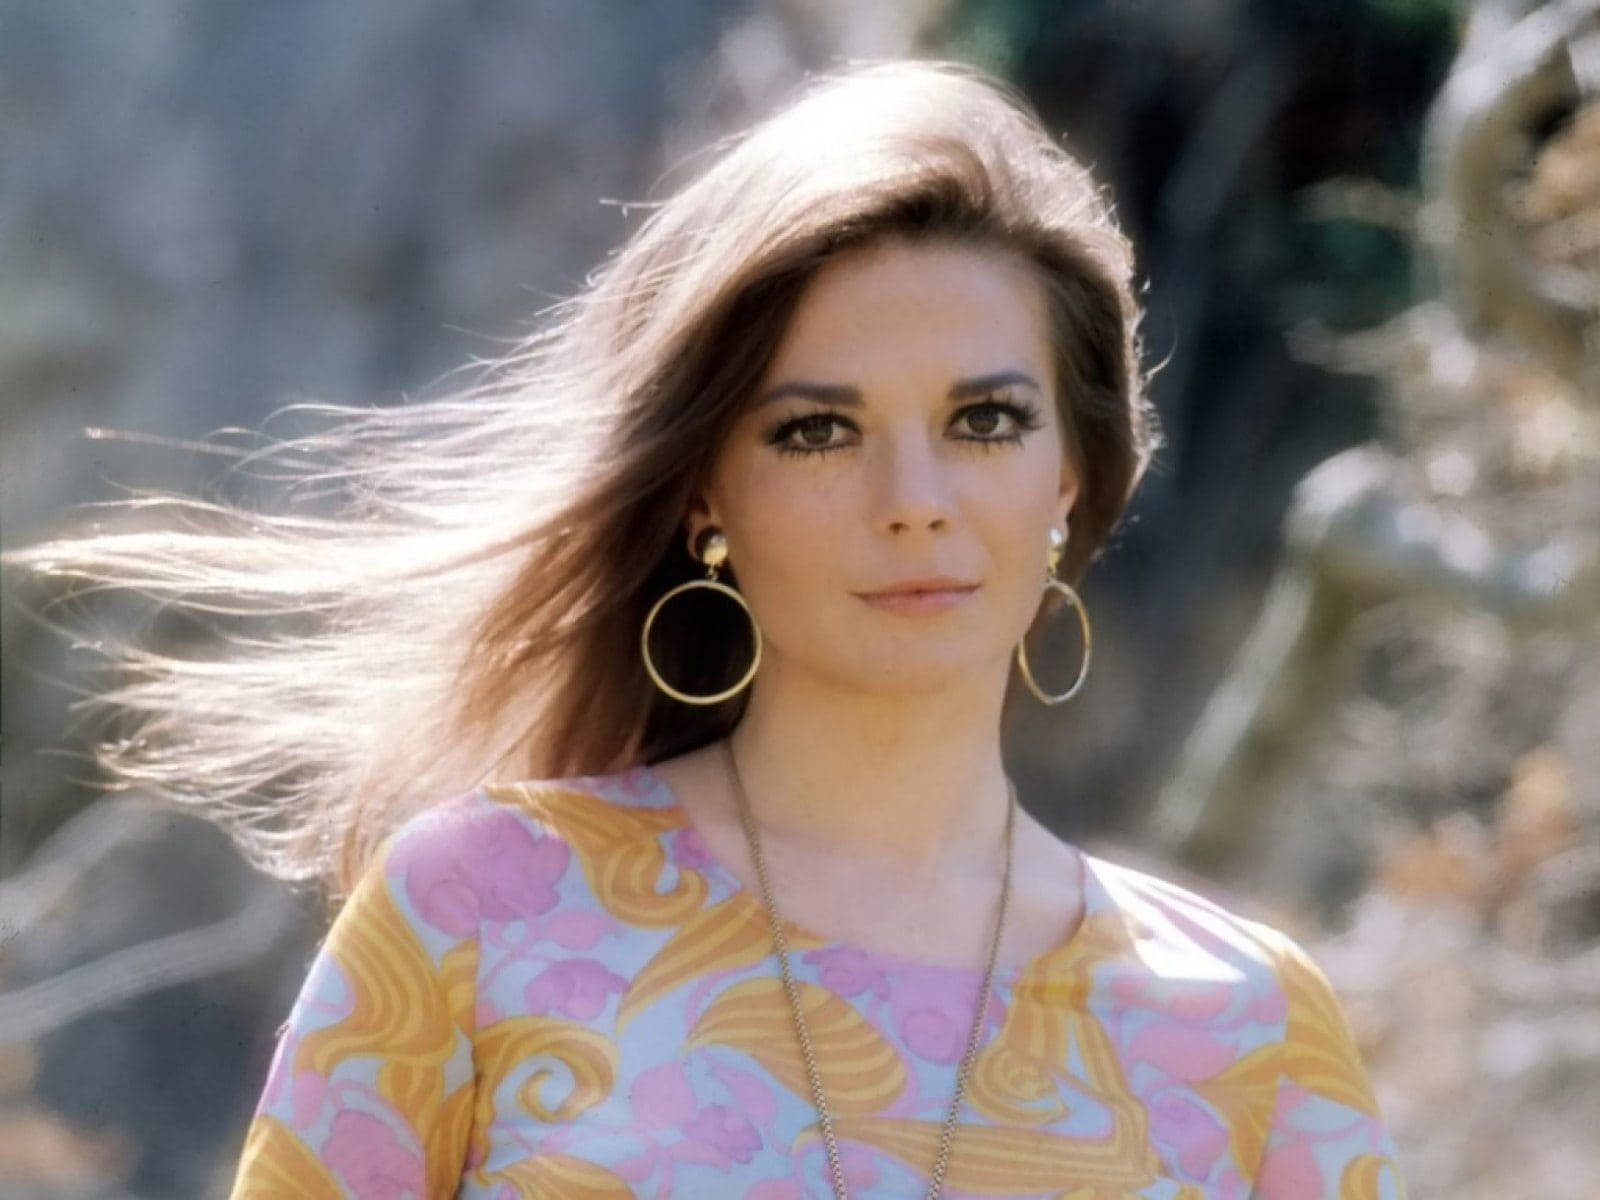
718, 653, 1015, 882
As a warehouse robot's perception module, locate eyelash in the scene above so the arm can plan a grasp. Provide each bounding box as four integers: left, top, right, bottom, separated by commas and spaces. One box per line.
766, 397, 1046, 460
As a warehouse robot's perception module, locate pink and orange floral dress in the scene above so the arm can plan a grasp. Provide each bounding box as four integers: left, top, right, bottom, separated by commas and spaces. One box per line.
229, 765, 1406, 1198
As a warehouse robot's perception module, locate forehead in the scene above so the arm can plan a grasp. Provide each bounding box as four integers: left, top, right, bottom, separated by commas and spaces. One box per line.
761, 237, 1053, 386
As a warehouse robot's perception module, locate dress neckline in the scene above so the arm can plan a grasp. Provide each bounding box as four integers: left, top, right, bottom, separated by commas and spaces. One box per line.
637, 762, 1102, 985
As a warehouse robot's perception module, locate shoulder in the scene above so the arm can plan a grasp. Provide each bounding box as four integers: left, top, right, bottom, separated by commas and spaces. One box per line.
370, 766, 687, 938
382, 766, 671, 858
1082, 856, 1395, 1175
1083, 851, 1336, 1005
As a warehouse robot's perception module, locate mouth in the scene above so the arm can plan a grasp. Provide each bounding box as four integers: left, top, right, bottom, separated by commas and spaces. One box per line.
853, 582, 980, 614
855, 578, 981, 598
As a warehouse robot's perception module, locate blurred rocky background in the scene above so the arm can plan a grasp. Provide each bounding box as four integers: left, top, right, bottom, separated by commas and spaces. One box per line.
2, 0, 1597, 1195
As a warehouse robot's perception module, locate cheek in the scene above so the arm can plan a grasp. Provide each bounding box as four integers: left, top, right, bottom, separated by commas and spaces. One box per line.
979, 478, 1061, 612
721, 472, 845, 610
992, 525, 1050, 625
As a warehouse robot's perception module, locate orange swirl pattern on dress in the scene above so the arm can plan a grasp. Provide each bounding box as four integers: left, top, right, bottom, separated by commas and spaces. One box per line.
493, 782, 709, 926
686, 976, 909, 1115
227, 771, 1410, 1199
291, 838, 478, 1199
617, 895, 827, 1031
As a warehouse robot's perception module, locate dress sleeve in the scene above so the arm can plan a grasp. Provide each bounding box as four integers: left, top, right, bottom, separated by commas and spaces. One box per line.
1250, 929, 1408, 1200
228, 802, 482, 1199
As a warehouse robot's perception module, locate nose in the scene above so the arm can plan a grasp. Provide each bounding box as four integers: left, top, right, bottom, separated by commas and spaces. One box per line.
869, 428, 957, 535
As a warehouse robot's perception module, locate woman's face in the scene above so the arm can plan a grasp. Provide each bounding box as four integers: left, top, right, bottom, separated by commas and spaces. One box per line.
690, 236, 1079, 697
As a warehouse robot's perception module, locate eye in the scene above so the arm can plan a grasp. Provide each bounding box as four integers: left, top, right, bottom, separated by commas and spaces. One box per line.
768, 412, 855, 459
764, 395, 1046, 460
953, 397, 1045, 446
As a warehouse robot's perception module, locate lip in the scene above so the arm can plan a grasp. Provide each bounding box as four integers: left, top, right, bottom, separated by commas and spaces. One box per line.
856, 577, 980, 597
854, 579, 980, 616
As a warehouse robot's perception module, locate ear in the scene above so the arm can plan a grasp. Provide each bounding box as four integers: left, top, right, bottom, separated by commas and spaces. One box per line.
1057, 467, 1080, 531
681, 491, 721, 559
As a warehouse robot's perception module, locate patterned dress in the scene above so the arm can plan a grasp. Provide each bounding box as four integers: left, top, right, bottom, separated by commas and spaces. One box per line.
229, 765, 1407, 1198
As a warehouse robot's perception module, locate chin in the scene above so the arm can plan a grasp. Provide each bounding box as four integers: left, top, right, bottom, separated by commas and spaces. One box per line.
824, 647, 1002, 696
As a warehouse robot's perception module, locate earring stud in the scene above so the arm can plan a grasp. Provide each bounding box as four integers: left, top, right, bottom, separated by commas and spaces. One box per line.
1048, 526, 1066, 574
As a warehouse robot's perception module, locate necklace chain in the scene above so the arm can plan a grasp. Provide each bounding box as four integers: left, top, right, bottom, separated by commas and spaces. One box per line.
723, 742, 1016, 1200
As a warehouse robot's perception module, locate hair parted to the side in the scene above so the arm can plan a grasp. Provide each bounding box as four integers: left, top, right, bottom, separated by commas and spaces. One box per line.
3, 59, 1163, 900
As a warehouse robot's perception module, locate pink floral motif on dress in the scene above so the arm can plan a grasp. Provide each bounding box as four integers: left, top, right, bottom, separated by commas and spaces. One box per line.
1145, 1084, 1231, 1178
321, 1108, 426, 1200
229, 776, 1409, 1200
802, 945, 893, 999
670, 824, 721, 874
390, 805, 569, 936
524, 957, 628, 1019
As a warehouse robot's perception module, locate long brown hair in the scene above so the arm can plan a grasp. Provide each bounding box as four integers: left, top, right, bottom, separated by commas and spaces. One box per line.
3, 59, 1162, 899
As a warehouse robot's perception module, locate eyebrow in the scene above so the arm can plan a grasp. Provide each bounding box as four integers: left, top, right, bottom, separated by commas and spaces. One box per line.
752, 369, 1043, 410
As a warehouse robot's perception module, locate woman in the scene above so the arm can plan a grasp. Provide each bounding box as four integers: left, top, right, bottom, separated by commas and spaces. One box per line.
9, 60, 1405, 1198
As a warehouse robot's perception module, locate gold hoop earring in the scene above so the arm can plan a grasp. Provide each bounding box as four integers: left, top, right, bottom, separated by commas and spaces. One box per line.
641, 528, 763, 705
1016, 527, 1092, 705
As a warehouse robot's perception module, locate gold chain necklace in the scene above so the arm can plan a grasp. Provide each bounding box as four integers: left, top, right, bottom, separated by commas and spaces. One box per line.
723, 741, 1016, 1200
